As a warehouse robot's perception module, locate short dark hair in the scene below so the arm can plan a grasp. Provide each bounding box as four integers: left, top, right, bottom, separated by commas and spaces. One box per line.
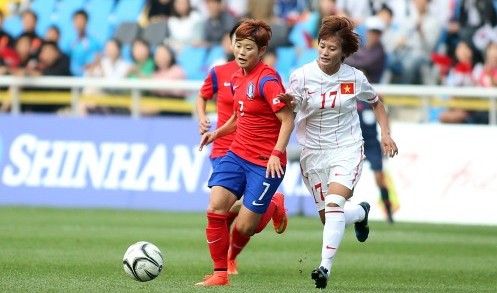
41, 41, 60, 53
379, 4, 393, 17
73, 9, 88, 21
22, 10, 38, 22
155, 44, 177, 66
235, 19, 272, 49
47, 25, 60, 36
108, 38, 122, 51
318, 16, 359, 60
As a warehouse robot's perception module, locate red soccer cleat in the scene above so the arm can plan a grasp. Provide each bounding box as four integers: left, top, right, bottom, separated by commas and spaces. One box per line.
195, 273, 230, 286
271, 192, 288, 234
227, 259, 238, 275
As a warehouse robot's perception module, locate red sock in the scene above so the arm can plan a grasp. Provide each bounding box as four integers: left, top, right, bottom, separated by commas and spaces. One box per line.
254, 199, 277, 233
229, 225, 250, 260
226, 211, 238, 230
206, 212, 229, 271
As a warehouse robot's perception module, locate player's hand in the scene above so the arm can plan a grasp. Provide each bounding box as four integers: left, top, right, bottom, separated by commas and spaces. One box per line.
199, 132, 216, 151
266, 156, 284, 179
381, 134, 398, 158
199, 116, 211, 134
277, 93, 297, 111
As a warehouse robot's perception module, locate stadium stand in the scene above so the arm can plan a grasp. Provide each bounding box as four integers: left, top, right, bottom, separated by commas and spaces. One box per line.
85, 0, 115, 45
53, 0, 87, 52
141, 21, 168, 47
2, 14, 22, 37
274, 46, 297, 82
295, 47, 317, 68
30, 0, 57, 37
111, 0, 145, 24
204, 45, 225, 68
177, 46, 208, 80
113, 22, 141, 45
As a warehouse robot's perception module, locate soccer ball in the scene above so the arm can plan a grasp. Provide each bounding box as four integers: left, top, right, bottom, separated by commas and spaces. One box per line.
123, 241, 163, 282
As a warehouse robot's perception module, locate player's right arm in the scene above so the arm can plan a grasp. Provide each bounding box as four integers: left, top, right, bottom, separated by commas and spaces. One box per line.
196, 68, 218, 134
199, 111, 237, 151
277, 68, 304, 113
195, 93, 211, 134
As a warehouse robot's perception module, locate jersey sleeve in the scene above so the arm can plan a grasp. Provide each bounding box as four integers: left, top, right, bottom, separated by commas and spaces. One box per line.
199, 67, 218, 100
356, 71, 379, 104
260, 74, 286, 113
287, 68, 305, 112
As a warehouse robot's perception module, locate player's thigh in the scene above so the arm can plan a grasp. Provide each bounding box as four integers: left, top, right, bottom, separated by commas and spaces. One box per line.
208, 186, 239, 214
208, 152, 247, 199
236, 206, 264, 236
327, 143, 365, 197
301, 167, 329, 213
230, 198, 243, 213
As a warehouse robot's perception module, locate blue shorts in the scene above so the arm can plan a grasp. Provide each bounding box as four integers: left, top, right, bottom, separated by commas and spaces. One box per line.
364, 139, 383, 171
208, 151, 285, 214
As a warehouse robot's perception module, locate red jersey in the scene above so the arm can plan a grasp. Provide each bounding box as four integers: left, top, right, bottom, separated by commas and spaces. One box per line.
200, 60, 239, 158
230, 61, 287, 167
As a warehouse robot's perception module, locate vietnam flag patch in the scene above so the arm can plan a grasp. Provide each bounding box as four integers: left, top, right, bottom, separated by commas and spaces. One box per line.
340, 82, 355, 94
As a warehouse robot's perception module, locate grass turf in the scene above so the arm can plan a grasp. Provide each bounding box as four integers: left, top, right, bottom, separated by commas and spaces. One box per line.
0, 207, 496, 293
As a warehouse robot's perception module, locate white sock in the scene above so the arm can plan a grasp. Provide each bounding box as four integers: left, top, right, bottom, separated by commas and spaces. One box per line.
344, 204, 366, 228
320, 206, 345, 274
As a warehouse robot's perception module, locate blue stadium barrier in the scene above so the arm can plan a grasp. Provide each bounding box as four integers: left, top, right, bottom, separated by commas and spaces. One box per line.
0, 115, 310, 215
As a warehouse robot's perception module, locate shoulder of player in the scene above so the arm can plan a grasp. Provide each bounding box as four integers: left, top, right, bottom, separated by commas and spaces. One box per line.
339, 64, 369, 84
212, 60, 238, 73
340, 63, 365, 76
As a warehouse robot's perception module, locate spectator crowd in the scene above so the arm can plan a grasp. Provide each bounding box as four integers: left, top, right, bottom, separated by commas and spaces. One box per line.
0, 0, 496, 123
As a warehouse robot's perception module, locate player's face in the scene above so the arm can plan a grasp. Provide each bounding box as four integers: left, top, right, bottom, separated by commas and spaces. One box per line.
317, 36, 344, 75
233, 38, 266, 73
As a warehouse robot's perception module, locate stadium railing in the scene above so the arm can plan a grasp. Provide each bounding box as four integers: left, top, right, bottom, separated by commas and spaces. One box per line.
0, 76, 496, 124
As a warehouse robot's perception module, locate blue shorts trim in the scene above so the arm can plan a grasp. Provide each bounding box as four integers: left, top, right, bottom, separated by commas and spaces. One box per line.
208, 151, 285, 214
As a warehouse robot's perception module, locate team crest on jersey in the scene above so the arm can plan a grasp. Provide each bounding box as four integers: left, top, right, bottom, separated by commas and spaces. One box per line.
246, 82, 255, 99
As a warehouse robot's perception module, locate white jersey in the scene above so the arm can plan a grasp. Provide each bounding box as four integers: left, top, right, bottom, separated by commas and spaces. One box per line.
287, 61, 378, 149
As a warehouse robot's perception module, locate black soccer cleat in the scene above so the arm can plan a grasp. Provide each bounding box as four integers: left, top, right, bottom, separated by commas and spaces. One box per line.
355, 201, 370, 242
311, 266, 329, 289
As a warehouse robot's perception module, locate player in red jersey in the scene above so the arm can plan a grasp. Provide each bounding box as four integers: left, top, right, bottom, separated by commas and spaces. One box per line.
196, 22, 286, 276
195, 19, 295, 286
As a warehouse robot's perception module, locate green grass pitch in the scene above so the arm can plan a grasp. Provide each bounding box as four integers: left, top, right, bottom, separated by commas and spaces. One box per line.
0, 207, 496, 293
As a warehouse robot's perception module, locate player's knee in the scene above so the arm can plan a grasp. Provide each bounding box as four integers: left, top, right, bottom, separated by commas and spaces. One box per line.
206, 204, 227, 215
325, 194, 346, 209
236, 223, 255, 236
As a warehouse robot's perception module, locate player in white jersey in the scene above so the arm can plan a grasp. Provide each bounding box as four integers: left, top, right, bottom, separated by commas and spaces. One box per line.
278, 15, 398, 289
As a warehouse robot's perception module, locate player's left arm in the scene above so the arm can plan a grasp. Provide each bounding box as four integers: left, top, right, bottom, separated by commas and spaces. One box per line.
371, 99, 398, 158
263, 79, 295, 178
357, 73, 398, 158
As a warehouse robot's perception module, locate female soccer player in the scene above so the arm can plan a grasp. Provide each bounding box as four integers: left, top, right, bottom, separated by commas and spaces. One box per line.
278, 15, 398, 289
196, 19, 295, 286
195, 22, 286, 276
